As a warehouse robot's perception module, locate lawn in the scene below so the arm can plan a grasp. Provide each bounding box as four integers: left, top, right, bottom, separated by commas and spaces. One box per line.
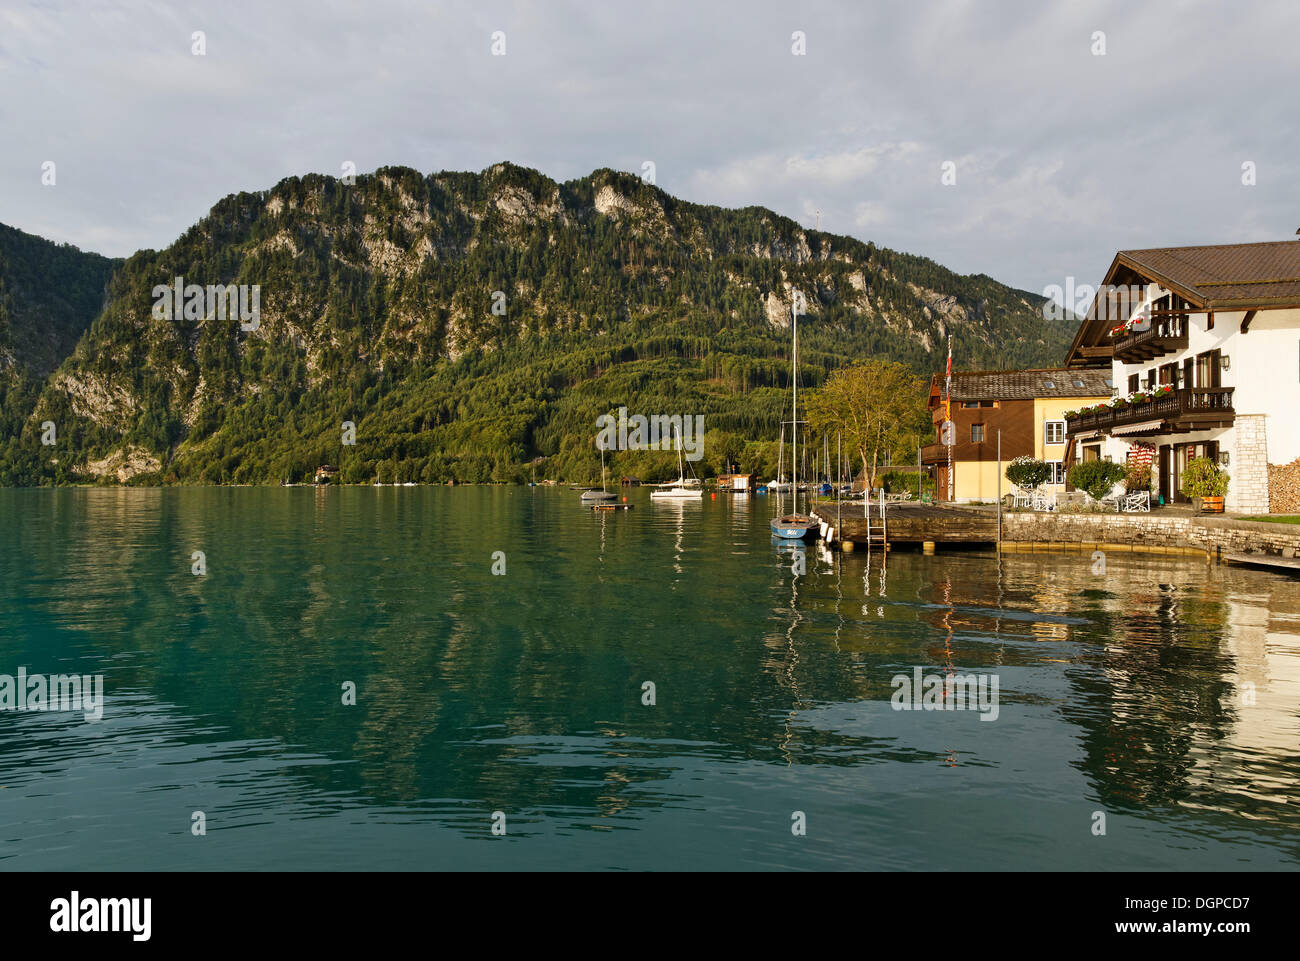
1236, 515, 1300, 524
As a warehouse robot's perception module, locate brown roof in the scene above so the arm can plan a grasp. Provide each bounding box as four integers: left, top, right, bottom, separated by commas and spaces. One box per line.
1064, 239, 1300, 367
932, 367, 1112, 402
1117, 240, 1300, 309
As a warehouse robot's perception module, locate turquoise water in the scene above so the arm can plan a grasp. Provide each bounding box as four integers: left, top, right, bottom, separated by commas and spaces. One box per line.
1, 487, 1297, 870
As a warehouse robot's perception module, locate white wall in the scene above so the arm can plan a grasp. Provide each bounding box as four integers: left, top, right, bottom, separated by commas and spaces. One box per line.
1110, 307, 1300, 465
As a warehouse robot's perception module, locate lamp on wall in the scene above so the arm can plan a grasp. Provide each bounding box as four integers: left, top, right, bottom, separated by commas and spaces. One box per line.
1221, 355, 1231, 371
1220, 451, 1230, 466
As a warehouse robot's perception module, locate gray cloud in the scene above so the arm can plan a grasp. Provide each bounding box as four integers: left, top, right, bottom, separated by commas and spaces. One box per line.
2, 0, 1296, 296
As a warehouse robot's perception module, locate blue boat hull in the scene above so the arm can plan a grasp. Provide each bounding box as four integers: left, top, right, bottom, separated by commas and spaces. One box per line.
770, 517, 817, 540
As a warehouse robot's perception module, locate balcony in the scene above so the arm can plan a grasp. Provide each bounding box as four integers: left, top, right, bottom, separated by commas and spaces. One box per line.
920, 442, 946, 464
1111, 313, 1189, 363
1066, 387, 1234, 437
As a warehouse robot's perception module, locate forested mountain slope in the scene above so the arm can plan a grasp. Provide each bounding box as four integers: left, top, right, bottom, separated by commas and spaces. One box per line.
0, 163, 1072, 485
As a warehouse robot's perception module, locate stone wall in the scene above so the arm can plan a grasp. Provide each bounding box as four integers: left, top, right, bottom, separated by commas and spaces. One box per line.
1233, 414, 1270, 514
1002, 511, 1300, 559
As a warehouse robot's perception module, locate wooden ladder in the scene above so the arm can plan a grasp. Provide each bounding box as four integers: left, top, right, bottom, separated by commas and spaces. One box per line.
865, 490, 888, 555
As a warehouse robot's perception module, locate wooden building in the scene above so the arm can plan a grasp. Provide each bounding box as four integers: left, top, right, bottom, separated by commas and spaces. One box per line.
717, 473, 754, 492
921, 368, 1112, 502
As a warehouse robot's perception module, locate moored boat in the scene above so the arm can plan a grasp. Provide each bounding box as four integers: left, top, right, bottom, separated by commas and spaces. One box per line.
770, 301, 817, 540
650, 425, 703, 500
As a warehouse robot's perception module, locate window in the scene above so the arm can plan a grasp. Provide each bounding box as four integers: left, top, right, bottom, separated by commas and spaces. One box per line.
962, 401, 979, 408
1043, 379, 1056, 390
1083, 444, 1101, 462
971, 424, 985, 443
1072, 379, 1085, 388
1207, 312, 1214, 331
1196, 350, 1221, 389
1044, 420, 1065, 445
1048, 462, 1067, 485
1128, 373, 1139, 393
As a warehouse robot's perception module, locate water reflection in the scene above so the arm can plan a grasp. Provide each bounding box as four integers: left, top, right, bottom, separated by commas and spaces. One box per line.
1, 488, 1297, 869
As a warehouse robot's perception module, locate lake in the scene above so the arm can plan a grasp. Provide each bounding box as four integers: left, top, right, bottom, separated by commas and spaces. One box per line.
1, 487, 1297, 870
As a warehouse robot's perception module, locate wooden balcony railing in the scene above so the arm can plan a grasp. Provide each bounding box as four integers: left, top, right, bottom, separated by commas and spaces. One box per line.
920, 442, 947, 464
1112, 314, 1189, 363
1066, 387, 1234, 435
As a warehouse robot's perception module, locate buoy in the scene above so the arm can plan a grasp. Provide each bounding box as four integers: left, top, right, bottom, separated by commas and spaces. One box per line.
622, 496, 627, 503
923, 541, 936, 555
711, 492, 716, 500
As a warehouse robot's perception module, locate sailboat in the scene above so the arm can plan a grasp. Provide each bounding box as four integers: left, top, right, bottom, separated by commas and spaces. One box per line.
771, 301, 818, 540
650, 425, 703, 500
580, 443, 617, 503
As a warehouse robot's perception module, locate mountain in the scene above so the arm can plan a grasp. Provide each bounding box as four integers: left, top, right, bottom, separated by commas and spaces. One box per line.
0, 225, 119, 476
0, 223, 119, 378
0, 163, 1074, 486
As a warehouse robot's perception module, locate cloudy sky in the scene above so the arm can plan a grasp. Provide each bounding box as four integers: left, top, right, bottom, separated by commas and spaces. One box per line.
2, 0, 1296, 296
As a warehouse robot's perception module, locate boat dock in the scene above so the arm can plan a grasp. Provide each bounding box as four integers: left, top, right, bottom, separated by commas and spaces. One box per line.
1221, 551, 1300, 573
810, 502, 997, 551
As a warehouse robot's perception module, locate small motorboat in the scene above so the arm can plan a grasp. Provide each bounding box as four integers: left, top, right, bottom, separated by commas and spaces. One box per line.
771, 513, 817, 540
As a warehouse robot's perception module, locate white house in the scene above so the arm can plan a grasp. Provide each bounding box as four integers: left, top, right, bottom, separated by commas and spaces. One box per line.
1063, 239, 1300, 513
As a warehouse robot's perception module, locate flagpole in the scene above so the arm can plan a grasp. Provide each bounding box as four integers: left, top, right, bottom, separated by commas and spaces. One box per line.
945, 335, 953, 503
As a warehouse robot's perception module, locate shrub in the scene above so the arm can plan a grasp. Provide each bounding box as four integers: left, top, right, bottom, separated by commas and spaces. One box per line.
879, 470, 932, 495
1125, 463, 1151, 493
1068, 459, 1127, 500
1005, 455, 1050, 492
1180, 457, 1229, 498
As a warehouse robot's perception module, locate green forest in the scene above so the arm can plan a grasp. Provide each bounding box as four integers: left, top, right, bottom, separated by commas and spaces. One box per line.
0, 163, 1075, 486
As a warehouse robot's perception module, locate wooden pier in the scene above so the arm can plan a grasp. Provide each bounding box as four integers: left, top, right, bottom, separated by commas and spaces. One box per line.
810, 502, 997, 550
1221, 551, 1300, 574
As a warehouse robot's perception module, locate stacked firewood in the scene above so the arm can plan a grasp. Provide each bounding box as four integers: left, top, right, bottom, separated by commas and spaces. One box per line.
1269, 459, 1300, 513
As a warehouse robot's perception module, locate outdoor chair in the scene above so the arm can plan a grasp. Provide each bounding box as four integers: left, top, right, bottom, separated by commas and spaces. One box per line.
1121, 491, 1151, 512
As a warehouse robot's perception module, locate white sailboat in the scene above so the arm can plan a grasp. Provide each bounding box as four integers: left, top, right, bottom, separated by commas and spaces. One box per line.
650, 425, 703, 500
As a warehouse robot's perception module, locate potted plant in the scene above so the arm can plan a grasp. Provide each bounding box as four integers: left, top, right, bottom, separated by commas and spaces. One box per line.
1131, 392, 1150, 404
1180, 456, 1229, 512
1153, 384, 1174, 398
1110, 396, 1130, 409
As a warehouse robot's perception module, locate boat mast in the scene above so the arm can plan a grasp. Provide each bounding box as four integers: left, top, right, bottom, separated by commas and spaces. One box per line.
791, 303, 799, 507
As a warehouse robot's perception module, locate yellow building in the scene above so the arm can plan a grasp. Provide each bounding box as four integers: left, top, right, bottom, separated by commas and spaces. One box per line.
922, 368, 1113, 502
